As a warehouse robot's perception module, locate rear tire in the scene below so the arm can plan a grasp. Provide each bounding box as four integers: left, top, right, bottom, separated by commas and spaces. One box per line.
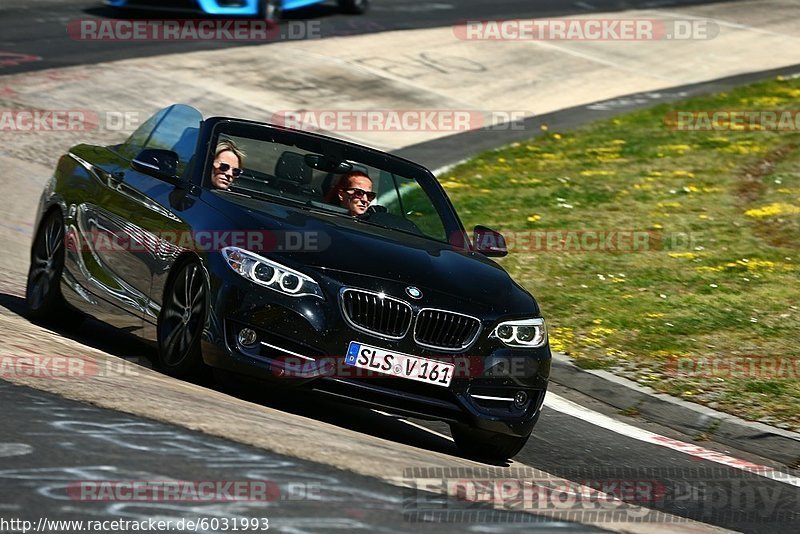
450, 423, 530, 462
338, 0, 369, 15
26, 210, 81, 327
157, 259, 208, 377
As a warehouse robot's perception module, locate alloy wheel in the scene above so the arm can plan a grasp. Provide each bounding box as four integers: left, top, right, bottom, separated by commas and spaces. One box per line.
158, 261, 206, 374
26, 211, 66, 319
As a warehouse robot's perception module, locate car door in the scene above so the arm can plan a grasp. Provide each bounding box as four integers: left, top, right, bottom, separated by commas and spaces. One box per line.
68, 105, 202, 336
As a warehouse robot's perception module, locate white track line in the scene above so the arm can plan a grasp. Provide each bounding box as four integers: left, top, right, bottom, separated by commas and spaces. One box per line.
545, 393, 800, 488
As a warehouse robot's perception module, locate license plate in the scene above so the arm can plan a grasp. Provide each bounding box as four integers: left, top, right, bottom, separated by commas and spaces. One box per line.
345, 341, 454, 387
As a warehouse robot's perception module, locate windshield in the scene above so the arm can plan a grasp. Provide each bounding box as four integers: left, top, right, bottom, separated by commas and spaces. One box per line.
205, 121, 463, 245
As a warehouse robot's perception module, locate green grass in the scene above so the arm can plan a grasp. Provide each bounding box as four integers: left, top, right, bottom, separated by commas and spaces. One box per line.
441, 76, 800, 431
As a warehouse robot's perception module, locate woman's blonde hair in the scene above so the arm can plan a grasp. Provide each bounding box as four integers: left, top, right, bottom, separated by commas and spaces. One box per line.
215, 139, 246, 167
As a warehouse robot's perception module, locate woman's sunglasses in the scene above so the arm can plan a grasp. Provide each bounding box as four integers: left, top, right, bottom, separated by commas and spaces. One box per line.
214, 162, 243, 177
344, 188, 377, 201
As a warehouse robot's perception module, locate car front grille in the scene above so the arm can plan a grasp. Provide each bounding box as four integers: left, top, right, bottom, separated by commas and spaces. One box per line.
340, 288, 482, 351
340, 289, 413, 339
414, 309, 482, 350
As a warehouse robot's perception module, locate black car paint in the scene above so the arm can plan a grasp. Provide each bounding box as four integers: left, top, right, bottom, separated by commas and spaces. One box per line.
32, 106, 551, 443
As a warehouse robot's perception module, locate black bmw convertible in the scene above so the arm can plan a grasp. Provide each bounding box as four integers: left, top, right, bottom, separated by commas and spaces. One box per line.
26, 104, 551, 460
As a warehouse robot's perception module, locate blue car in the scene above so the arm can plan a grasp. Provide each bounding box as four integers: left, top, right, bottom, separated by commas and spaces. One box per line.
105, 0, 369, 20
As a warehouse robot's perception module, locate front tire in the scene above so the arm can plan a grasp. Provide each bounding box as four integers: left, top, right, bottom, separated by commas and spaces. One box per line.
450, 424, 530, 462
26, 210, 78, 326
157, 259, 207, 377
338, 0, 369, 15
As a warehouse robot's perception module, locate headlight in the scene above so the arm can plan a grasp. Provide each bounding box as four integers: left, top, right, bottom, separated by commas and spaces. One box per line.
221, 247, 324, 299
490, 318, 547, 348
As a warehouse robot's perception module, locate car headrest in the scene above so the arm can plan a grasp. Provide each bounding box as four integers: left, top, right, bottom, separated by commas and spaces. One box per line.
275, 151, 312, 184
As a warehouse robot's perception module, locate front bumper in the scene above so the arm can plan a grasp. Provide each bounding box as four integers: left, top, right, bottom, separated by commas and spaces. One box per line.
200, 262, 551, 437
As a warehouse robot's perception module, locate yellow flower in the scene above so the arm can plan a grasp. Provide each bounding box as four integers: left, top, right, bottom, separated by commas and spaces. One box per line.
652, 223, 663, 229
549, 327, 574, 352
440, 180, 467, 189
540, 124, 549, 131
750, 96, 783, 107
745, 203, 800, 218
527, 214, 542, 223
659, 144, 692, 154
591, 326, 617, 337
553, 133, 562, 140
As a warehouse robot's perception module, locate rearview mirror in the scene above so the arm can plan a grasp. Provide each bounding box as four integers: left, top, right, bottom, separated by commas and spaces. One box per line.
473, 225, 508, 257
132, 148, 180, 183
304, 154, 352, 173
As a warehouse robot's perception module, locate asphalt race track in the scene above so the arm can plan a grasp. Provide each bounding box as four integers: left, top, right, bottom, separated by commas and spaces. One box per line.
2, 1, 800, 533
2, 0, 740, 74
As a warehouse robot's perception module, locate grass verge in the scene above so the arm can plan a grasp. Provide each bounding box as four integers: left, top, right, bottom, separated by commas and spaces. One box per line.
441, 75, 800, 431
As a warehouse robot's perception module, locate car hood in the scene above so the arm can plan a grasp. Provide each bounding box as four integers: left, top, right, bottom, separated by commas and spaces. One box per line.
205, 194, 538, 313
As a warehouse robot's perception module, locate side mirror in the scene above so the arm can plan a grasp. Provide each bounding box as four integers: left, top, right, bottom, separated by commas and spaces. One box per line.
132, 148, 180, 183
473, 225, 508, 257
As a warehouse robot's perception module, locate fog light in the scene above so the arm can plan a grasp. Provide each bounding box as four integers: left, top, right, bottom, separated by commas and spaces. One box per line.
238, 328, 258, 347
513, 390, 529, 408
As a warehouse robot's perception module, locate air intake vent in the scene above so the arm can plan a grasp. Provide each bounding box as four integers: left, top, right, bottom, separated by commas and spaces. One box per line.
414, 309, 481, 351
340, 289, 413, 339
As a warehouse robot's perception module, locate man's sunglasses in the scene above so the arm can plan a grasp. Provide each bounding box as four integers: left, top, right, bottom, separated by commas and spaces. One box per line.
345, 188, 377, 201
214, 162, 243, 177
